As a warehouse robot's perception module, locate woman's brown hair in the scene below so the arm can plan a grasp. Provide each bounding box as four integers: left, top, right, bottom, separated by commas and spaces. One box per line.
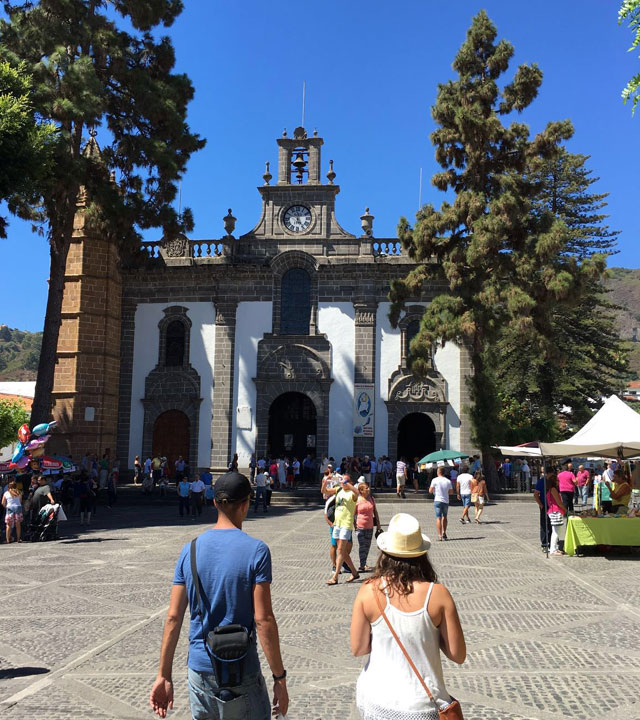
369, 552, 438, 597
544, 471, 558, 494
8, 481, 20, 497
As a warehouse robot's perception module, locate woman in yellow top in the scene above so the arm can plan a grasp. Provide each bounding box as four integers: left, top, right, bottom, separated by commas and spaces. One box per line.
611, 469, 632, 514
323, 474, 360, 585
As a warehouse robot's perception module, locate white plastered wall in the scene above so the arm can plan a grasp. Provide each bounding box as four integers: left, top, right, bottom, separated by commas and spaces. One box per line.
318, 303, 355, 461
128, 302, 216, 469
231, 301, 273, 466
376, 302, 462, 453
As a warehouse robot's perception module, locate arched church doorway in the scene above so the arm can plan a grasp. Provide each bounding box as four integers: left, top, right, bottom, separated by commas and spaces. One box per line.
397, 413, 436, 462
153, 410, 190, 474
268, 392, 317, 462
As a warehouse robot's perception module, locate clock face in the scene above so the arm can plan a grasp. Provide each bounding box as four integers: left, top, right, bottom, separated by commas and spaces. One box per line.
283, 205, 312, 233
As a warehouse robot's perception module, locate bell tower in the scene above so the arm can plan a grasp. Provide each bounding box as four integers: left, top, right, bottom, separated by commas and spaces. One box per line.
237, 127, 356, 251
50, 132, 122, 461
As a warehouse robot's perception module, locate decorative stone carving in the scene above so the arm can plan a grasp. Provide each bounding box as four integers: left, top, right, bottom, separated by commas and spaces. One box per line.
259, 344, 330, 382
163, 233, 188, 258
388, 369, 447, 405
354, 305, 376, 326
215, 303, 237, 326
279, 359, 295, 379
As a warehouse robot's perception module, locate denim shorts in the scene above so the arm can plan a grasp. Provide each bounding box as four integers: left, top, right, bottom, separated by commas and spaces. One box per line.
329, 525, 337, 547
434, 501, 449, 518
461, 494, 471, 507
332, 526, 353, 542
188, 668, 270, 720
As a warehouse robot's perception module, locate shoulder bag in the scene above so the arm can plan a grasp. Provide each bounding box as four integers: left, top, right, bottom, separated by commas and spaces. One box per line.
374, 585, 464, 719
190, 538, 251, 688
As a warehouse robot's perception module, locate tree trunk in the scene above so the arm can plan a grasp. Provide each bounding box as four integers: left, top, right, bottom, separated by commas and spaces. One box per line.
30, 239, 72, 427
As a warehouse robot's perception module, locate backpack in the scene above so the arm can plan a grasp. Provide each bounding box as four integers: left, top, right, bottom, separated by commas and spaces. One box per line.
326, 495, 336, 523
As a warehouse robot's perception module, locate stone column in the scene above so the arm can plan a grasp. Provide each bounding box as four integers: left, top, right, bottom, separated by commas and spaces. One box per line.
210, 301, 238, 472
458, 344, 478, 455
353, 302, 377, 459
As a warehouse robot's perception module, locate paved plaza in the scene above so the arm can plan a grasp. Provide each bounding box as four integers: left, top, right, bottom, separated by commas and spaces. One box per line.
1, 496, 640, 720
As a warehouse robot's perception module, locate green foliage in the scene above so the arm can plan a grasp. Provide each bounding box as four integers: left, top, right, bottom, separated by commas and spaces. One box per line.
0, 57, 57, 237
0, 326, 42, 379
626, 400, 640, 414
390, 11, 585, 451
620, 0, 640, 113
0, 398, 29, 448
0, 0, 205, 423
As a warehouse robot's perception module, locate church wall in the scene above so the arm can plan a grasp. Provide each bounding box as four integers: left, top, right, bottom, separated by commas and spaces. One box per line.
128, 301, 215, 468
434, 342, 462, 450
232, 301, 273, 466
318, 303, 355, 461
375, 302, 400, 458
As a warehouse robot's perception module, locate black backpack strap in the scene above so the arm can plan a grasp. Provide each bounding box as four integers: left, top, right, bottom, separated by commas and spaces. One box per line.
190, 538, 213, 664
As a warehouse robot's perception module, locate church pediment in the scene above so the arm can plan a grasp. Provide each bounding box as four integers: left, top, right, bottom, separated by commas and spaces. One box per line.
257, 342, 331, 382
388, 370, 447, 404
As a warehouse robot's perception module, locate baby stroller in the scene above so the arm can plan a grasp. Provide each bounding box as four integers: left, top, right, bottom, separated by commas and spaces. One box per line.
27, 503, 61, 542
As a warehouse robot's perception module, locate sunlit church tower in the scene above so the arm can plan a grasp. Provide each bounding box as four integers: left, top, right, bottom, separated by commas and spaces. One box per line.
53, 126, 472, 472
50, 132, 122, 460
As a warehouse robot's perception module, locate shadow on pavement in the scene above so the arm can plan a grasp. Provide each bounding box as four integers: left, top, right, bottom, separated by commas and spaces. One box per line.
0, 667, 49, 680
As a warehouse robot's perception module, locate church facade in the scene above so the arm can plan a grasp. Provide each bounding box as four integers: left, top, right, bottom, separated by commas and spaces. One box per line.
51, 127, 473, 472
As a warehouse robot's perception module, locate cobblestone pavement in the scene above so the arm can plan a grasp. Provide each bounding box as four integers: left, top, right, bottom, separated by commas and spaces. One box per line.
1, 496, 640, 719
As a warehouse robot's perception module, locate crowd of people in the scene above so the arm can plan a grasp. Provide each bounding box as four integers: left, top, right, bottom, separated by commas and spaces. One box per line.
533, 460, 637, 556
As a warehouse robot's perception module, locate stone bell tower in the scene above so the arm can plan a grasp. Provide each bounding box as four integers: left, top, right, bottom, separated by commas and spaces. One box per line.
49, 131, 122, 462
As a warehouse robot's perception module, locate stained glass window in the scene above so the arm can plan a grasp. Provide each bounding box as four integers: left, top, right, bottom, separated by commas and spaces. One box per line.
281, 268, 311, 334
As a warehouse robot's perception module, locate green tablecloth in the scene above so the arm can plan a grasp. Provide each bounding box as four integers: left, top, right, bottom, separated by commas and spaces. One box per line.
564, 516, 640, 556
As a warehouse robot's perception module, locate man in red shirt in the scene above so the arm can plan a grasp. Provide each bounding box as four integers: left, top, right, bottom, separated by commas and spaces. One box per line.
575, 464, 591, 507
557, 463, 577, 515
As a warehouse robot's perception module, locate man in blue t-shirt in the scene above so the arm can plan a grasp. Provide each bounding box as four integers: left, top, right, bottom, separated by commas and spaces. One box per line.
150, 472, 288, 719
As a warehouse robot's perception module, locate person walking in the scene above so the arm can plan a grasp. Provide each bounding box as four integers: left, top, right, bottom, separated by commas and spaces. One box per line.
254, 468, 269, 514
396, 457, 408, 499
354, 482, 382, 572
324, 474, 360, 585
350, 513, 466, 719
456, 465, 474, 524
134, 455, 142, 486
149, 472, 288, 719
546, 472, 567, 556
177, 477, 191, 518
471, 471, 489, 523
2, 481, 23, 543
429, 467, 453, 541
575, 464, 590, 507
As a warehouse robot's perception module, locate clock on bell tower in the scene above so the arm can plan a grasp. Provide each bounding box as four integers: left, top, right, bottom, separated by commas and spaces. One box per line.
238, 126, 355, 250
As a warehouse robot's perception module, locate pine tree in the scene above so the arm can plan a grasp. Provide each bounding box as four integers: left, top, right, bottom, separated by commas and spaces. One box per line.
619, 0, 640, 113
0, 0, 205, 425
390, 11, 601, 485
0, 57, 56, 237
492, 150, 628, 439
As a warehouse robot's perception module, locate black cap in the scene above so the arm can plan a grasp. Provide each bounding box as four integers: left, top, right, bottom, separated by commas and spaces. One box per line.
214, 471, 252, 502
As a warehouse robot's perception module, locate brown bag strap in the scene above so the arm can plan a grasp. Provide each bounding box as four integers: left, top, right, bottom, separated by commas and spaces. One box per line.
374, 583, 435, 702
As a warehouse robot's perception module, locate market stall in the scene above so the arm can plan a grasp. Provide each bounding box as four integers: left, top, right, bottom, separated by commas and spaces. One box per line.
540, 396, 640, 556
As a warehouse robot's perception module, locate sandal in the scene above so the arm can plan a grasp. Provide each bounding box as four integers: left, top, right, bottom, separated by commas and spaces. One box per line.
326, 578, 338, 585
346, 573, 360, 583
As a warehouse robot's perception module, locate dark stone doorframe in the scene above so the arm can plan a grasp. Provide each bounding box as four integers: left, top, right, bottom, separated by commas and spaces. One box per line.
385, 401, 447, 462
254, 379, 331, 459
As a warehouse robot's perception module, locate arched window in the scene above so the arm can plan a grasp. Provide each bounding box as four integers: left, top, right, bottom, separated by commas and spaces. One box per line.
280, 268, 311, 335
406, 319, 421, 352
165, 320, 186, 366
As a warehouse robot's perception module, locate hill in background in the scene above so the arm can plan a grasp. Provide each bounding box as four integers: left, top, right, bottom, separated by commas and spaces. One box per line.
605, 267, 640, 378
0, 326, 42, 381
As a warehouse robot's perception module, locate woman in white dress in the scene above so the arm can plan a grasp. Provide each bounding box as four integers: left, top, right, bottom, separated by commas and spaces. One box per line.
350, 513, 466, 719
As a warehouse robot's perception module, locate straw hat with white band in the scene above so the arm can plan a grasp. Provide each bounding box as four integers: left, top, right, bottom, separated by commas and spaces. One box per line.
376, 513, 431, 558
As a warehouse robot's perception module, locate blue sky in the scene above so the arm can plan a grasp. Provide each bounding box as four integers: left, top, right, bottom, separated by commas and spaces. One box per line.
2, 0, 639, 332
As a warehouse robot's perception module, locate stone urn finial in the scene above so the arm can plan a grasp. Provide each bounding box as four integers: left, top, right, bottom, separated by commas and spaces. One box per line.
263, 161, 272, 185
326, 159, 336, 185
360, 207, 374, 237
224, 208, 237, 237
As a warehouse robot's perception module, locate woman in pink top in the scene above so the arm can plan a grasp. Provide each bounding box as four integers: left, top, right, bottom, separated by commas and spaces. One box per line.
546, 472, 567, 556
354, 483, 382, 572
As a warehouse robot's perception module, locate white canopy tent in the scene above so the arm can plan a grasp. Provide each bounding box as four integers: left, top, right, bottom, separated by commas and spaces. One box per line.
539, 395, 640, 459
494, 445, 542, 458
